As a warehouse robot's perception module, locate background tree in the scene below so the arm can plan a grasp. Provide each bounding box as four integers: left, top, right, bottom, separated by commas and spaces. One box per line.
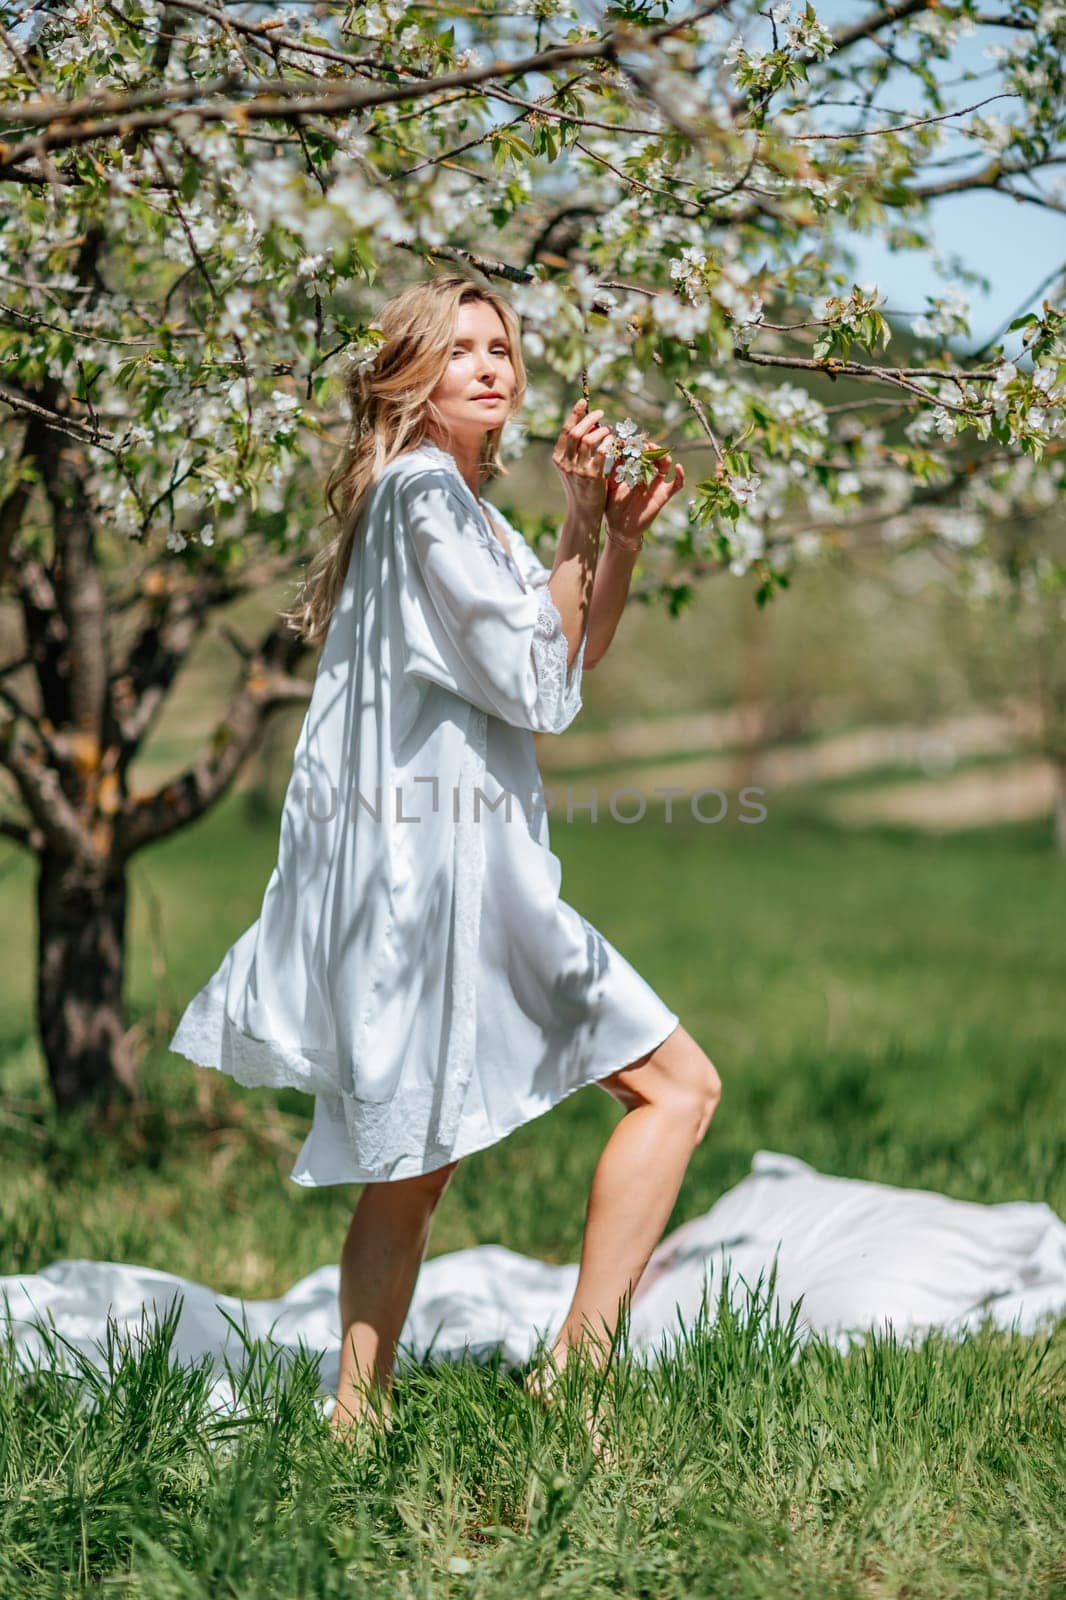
0, 0, 1063, 1110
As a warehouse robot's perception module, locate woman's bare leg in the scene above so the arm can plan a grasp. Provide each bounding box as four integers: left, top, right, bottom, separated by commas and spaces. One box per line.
331, 1159, 459, 1439
539, 1024, 721, 1385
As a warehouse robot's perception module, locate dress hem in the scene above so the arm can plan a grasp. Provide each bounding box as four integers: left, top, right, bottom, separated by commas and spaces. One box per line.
288, 1012, 682, 1188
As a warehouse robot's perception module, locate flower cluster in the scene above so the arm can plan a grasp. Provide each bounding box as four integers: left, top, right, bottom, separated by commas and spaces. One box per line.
728, 474, 761, 508
347, 323, 386, 377
990, 363, 1018, 420
351, 0, 408, 39
812, 283, 885, 332
668, 247, 764, 340
777, 6, 835, 57
654, 294, 706, 341
239, 157, 404, 259
912, 289, 971, 342
268, 390, 302, 440
603, 419, 651, 487
723, 2, 834, 94
669, 247, 712, 303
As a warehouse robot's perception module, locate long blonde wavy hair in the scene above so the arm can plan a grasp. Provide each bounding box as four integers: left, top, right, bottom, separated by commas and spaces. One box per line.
281, 273, 527, 647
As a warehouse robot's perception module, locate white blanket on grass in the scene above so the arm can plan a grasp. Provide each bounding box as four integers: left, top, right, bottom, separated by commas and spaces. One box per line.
3, 1152, 1064, 1418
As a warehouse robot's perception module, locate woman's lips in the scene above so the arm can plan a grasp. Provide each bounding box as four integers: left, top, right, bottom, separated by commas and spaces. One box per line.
474, 394, 503, 402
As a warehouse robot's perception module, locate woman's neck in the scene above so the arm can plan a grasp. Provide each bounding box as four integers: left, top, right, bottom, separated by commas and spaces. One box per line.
425, 430, 483, 499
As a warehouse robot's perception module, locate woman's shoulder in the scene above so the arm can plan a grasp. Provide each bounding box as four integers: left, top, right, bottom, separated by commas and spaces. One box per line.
376, 443, 465, 494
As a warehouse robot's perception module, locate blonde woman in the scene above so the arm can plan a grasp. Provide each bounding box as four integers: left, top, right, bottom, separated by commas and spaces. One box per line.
169, 273, 722, 1442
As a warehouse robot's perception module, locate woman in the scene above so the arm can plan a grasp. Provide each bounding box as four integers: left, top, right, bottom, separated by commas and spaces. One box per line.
168, 273, 722, 1442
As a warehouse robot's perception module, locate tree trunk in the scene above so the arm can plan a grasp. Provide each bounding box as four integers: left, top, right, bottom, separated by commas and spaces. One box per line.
37, 850, 139, 1110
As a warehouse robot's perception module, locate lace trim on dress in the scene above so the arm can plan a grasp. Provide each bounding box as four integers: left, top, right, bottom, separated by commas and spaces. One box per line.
532, 582, 585, 733
169, 989, 348, 1102
170, 985, 472, 1174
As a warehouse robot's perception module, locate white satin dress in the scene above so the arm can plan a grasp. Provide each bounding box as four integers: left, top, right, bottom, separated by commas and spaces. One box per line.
168, 441, 679, 1184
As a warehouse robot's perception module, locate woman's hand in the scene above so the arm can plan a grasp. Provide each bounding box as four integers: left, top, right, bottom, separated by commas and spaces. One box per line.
552, 397, 614, 521
605, 449, 685, 544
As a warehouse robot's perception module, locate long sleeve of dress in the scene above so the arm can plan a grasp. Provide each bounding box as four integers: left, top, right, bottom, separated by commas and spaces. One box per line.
393, 464, 585, 735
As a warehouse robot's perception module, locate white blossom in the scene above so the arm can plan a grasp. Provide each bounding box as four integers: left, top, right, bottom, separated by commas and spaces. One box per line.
654, 294, 705, 340
669, 246, 711, 303
912, 287, 970, 341
218, 289, 252, 340
784, 13, 834, 56
602, 417, 650, 485
990, 363, 1018, 420
728, 474, 761, 507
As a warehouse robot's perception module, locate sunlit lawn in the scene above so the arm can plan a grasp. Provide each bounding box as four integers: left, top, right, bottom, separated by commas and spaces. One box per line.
1, 792, 1063, 1597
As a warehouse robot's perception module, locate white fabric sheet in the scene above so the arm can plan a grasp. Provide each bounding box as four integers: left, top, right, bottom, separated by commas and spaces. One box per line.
167, 441, 679, 1184
3, 1153, 1063, 1421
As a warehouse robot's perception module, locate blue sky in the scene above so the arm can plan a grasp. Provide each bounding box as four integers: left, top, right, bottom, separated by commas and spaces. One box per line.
846, 191, 1062, 350
782, 4, 1065, 351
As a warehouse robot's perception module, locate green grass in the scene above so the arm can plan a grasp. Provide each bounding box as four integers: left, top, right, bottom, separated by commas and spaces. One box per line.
1, 794, 1064, 1597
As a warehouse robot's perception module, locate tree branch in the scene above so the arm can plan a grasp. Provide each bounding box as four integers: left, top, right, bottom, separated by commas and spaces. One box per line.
113, 615, 312, 860
909, 155, 1066, 204
0, 382, 114, 446
0, 727, 95, 860
828, 0, 934, 54
5, 543, 70, 736
731, 346, 1005, 411
105, 560, 302, 769
0, 6, 726, 174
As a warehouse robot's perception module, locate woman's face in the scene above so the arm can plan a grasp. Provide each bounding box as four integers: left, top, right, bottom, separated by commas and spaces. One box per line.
427, 299, 517, 449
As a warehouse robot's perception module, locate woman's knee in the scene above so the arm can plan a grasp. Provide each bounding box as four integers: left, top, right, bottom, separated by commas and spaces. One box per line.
673, 1041, 721, 1141
378, 1159, 459, 1208
692, 1056, 722, 1141
601, 1025, 722, 1138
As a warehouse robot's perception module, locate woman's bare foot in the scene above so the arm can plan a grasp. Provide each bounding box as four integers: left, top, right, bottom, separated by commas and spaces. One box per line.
328, 1391, 394, 1447
524, 1351, 615, 1464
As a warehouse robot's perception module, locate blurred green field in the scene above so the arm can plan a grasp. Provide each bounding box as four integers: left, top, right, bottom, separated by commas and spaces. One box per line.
2, 789, 1063, 1285
1, 789, 1064, 1598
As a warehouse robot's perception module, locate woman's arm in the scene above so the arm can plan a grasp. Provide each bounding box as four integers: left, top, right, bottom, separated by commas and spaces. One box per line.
544, 501, 602, 674
581, 537, 639, 671
542, 398, 613, 674
581, 450, 686, 671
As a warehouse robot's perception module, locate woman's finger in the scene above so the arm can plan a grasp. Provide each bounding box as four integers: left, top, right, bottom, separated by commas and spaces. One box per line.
568, 407, 605, 441
560, 427, 613, 467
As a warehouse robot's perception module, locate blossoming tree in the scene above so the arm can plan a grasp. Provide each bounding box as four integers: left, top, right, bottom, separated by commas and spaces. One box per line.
0, 0, 1063, 1108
